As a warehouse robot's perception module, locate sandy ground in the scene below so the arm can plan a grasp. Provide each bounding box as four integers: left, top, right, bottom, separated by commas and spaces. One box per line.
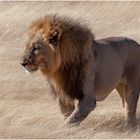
0, 1, 140, 139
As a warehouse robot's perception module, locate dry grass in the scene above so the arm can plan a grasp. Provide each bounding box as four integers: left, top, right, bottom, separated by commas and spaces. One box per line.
0, 1, 139, 138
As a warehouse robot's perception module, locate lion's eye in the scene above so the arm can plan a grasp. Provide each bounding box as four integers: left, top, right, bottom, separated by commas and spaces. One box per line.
33, 49, 39, 55
32, 47, 39, 54
31, 45, 40, 55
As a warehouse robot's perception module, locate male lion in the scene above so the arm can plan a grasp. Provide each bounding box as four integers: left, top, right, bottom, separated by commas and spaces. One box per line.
21, 15, 140, 127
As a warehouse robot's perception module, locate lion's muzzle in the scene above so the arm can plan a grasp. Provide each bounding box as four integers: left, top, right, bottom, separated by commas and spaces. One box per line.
20, 57, 28, 67
21, 61, 27, 67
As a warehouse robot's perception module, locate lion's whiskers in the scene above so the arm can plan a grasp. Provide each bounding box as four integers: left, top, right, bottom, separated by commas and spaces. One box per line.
22, 66, 31, 75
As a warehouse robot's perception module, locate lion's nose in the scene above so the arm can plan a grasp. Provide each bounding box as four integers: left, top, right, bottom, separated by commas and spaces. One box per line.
21, 62, 27, 67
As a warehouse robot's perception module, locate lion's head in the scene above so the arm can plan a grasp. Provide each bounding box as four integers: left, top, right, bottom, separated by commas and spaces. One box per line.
21, 15, 93, 76
21, 15, 63, 74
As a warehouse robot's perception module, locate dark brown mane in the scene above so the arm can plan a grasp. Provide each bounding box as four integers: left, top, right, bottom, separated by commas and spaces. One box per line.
30, 15, 95, 100
54, 16, 94, 100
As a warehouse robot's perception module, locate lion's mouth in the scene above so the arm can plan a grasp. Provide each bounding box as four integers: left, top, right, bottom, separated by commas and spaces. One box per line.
21, 63, 38, 74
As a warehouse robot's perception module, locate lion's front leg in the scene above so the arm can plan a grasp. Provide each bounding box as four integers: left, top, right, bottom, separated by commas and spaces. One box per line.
51, 84, 75, 119
58, 97, 75, 119
63, 55, 96, 126
64, 60, 96, 126
64, 95, 96, 126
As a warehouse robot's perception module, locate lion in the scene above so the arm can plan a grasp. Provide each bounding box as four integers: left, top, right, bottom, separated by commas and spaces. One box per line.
21, 15, 140, 127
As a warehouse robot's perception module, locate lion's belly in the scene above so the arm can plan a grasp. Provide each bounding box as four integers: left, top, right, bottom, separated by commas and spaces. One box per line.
94, 67, 124, 101
94, 75, 121, 101
95, 87, 116, 101
94, 73, 122, 101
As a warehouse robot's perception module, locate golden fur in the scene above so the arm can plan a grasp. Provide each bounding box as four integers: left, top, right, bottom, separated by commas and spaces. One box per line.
21, 15, 140, 127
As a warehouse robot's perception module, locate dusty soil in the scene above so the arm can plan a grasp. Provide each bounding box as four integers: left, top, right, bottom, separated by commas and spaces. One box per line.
0, 1, 139, 138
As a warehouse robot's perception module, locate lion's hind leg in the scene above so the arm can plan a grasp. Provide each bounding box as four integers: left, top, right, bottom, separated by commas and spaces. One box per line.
116, 81, 126, 108
116, 80, 140, 128
118, 83, 140, 128
124, 84, 140, 128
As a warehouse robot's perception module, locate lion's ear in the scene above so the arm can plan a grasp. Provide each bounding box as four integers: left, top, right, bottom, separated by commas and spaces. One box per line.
49, 31, 58, 45
48, 31, 59, 51
48, 29, 62, 51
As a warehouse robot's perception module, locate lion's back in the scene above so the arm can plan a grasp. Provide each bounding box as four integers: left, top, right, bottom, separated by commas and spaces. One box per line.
96, 36, 140, 50
95, 36, 140, 60
95, 36, 140, 88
